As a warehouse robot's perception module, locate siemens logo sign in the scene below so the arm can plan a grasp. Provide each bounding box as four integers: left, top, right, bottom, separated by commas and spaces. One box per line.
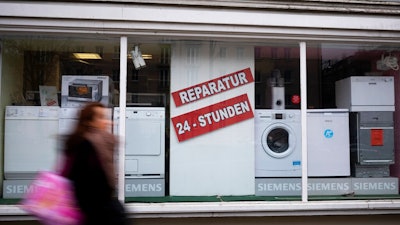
256, 177, 398, 196
2, 179, 165, 199
126, 183, 163, 192
125, 178, 165, 197
3, 180, 34, 199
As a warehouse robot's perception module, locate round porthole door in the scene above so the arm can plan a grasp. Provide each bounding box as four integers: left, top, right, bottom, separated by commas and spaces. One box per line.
261, 123, 296, 159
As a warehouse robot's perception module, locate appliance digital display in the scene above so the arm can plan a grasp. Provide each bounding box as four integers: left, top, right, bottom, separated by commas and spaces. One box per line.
275, 113, 283, 120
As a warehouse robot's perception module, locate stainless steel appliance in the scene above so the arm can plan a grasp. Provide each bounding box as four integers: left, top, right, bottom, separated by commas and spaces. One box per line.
349, 111, 394, 177
350, 111, 394, 165
61, 75, 114, 107
336, 76, 395, 178
67, 79, 103, 102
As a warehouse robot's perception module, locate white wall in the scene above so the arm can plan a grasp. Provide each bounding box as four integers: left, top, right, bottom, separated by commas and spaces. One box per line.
169, 41, 255, 196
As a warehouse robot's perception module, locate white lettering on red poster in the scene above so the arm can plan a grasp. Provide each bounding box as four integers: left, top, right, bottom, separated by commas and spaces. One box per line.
171, 94, 254, 142
171, 68, 254, 107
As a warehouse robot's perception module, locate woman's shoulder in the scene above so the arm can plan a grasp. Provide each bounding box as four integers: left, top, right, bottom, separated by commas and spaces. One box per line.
65, 135, 95, 154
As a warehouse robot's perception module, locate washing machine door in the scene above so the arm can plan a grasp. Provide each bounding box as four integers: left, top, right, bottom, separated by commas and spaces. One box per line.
261, 123, 297, 158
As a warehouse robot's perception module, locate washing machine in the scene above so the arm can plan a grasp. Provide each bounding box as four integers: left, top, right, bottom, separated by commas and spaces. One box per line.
113, 107, 165, 177
255, 109, 302, 177
4, 106, 60, 179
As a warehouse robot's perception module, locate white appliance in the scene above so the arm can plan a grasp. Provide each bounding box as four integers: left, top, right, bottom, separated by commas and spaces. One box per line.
255, 109, 302, 177
113, 107, 165, 177
270, 69, 285, 110
335, 76, 394, 111
59, 107, 81, 135
4, 106, 59, 179
307, 109, 350, 177
272, 87, 285, 110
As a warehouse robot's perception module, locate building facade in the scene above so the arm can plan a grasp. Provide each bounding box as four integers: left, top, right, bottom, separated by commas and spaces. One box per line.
0, 0, 400, 224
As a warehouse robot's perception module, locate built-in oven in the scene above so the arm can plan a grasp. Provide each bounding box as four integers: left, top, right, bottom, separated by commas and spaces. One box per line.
350, 111, 394, 165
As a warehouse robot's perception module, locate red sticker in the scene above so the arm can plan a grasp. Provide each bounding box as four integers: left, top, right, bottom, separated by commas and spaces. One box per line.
171, 68, 254, 107
171, 94, 254, 142
371, 129, 384, 146
291, 95, 301, 104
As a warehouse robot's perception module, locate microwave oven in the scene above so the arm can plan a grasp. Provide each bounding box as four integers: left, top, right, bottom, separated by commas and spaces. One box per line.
67, 79, 103, 102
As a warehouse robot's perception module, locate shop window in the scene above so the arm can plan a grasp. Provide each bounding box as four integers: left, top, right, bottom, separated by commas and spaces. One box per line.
0, 36, 119, 201
305, 43, 400, 198
1, 35, 400, 204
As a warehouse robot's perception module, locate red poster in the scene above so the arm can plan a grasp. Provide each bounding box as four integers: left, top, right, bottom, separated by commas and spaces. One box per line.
171, 94, 254, 142
370, 129, 384, 146
171, 68, 254, 107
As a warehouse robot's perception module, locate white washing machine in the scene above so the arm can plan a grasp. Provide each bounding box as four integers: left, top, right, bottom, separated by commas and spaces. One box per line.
114, 107, 165, 177
255, 109, 302, 177
4, 106, 59, 179
307, 109, 350, 177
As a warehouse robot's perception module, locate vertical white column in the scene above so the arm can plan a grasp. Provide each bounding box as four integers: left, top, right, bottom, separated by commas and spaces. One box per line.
299, 41, 308, 202
118, 36, 127, 201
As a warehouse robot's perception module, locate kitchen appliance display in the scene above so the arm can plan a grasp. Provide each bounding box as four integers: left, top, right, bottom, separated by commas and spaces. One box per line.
350, 111, 394, 177
61, 75, 113, 107
335, 76, 395, 178
113, 107, 165, 177
335, 76, 394, 112
270, 69, 285, 110
67, 79, 103, 102
307, 109, 350, 177
255, 109, 302, 177
4, 106, 59, 180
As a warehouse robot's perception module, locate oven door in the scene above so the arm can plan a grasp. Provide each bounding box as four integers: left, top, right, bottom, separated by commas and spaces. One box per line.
68, 84, 93, 101
357, 126, 394, 165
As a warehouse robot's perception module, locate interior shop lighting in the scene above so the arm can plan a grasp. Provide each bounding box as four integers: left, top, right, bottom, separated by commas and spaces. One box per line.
131, 45, 146, 70
141, 54, 153, 60
73, 53, 102, 60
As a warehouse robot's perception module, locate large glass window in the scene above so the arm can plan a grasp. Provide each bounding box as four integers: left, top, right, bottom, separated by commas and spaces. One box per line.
305, 43, 400, 199
0, 35, 120, 200
1, 35, 399, 203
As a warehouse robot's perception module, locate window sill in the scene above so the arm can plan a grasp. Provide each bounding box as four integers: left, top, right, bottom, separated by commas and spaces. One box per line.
1, 199, 400, 220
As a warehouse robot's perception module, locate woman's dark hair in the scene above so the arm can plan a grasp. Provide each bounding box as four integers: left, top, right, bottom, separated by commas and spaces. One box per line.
64, 102, 106, 155
74, 102, 105, 135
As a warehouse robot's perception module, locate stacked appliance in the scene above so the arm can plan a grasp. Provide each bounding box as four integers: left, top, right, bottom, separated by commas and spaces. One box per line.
336, 76, 395, 177
256, 70, 303, 177
58, 75, 114, 181
113, 107, 166, 197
